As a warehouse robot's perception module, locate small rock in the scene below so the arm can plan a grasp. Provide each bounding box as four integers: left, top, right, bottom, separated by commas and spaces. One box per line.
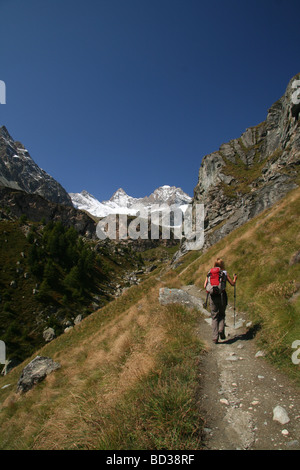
234, 320, 244, 329
255, 350, 266, 358
64, 326, 73, 333
273, 406, 290, 425
220, 398, 229, 405
282, 429, 289, 436
226, 356, 238, 361
1, 384, 11, 389
203, 427, 212, 434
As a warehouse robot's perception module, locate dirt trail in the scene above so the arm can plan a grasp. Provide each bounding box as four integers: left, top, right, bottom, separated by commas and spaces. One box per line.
182, 285, 300, 450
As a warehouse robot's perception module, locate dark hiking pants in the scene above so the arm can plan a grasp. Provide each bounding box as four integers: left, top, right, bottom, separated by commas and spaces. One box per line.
209, 292, 227, 342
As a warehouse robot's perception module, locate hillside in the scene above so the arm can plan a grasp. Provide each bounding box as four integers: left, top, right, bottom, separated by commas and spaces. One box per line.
0, 185, 299, 450
0, 216, 146, 364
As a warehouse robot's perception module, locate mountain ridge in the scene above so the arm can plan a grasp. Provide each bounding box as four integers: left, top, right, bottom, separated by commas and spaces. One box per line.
0, 126, 73, 207
69, 185, 192, 218
193, 72, 300, 250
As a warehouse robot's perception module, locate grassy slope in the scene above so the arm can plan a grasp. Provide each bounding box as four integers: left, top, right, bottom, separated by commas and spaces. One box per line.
0, 217, 177, 363
0, 187, 299, 449
0, 272, 204, 450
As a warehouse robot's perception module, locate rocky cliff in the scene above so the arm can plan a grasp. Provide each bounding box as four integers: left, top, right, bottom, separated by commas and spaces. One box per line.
0, 186, 96, 238
193, 73, 300, 249
0, 126, 73, 207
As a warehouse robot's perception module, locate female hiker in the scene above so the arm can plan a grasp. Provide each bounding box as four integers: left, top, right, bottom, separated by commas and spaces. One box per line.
204, 258, 237, 344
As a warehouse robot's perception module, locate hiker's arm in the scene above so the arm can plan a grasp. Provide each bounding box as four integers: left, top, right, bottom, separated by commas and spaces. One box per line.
227, 274, 237, 286
204, 277, 208, 289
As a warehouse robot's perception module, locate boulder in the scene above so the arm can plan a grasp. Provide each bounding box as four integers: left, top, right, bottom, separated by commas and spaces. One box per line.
159, 287, 210, 317
16, 356, 61, 393
43, 327, 56, 342
74, 314, 83, 325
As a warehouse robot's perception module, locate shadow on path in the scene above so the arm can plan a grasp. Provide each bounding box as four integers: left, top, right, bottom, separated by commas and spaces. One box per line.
222, 324, 261, 345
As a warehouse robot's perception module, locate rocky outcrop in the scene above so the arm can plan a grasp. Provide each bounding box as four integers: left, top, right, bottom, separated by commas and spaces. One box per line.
192, 73, 300, 250
0, 126, 73, 207
0, 186, 97, 238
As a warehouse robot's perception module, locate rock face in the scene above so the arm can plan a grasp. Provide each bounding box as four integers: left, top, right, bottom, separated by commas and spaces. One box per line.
193, 73, 300, 250
0, 126, 73, 207
0, 186, 97, 238
16, 356, 61, 393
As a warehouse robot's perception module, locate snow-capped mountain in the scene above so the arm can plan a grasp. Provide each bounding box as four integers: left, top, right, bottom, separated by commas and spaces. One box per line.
69, 185, 192, 218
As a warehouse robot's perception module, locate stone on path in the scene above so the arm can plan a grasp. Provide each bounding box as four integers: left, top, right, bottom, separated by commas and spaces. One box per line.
272, 405, 290, 425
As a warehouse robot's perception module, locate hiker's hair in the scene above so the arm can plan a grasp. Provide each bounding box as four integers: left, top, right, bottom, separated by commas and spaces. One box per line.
214, 258, 225, 270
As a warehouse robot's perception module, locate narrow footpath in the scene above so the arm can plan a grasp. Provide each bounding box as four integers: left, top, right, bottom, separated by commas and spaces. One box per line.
182, 285, 300, 450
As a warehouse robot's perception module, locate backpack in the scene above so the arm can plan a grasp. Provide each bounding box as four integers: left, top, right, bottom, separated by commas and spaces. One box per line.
206, 267, 226, 295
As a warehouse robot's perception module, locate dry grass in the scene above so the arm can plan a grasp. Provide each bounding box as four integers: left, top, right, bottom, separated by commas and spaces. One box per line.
3, 188, 298, 449
0, 274, 204, 450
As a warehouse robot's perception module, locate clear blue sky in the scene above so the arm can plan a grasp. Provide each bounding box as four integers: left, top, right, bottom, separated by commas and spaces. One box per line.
0, 0, 299, 201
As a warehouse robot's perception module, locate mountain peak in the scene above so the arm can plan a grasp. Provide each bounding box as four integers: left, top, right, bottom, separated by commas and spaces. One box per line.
70, 185, 192, 218
0, 126, 73, 206
110, 188, 128, 199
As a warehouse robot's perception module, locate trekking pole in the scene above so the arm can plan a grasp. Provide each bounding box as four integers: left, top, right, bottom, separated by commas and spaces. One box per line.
233, 275, 237, 328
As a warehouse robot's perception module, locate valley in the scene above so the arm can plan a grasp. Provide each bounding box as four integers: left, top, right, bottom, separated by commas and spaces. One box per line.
0, 73, 299, 450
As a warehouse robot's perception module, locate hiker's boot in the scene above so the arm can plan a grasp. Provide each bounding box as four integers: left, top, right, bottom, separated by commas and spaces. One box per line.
219, 331, 226, 340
